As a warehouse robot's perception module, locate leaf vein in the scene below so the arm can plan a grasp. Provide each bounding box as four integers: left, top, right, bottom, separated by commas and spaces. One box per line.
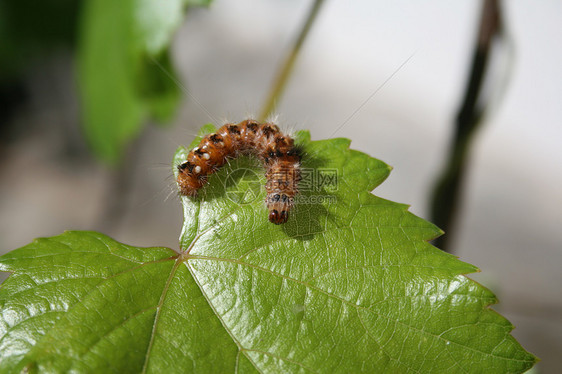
141, 258, 182, 373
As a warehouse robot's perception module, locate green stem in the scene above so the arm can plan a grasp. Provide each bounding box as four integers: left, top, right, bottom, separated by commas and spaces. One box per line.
259, 0, 326, 122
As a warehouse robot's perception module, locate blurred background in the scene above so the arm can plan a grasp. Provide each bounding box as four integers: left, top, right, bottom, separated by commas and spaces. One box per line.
0, 0, 560, 371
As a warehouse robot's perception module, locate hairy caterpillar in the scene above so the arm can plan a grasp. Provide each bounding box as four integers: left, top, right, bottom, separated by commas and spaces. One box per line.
177, 119, 301, 224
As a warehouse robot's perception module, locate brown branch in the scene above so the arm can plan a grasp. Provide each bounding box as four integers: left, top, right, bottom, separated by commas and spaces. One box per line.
430, 0, 503, 252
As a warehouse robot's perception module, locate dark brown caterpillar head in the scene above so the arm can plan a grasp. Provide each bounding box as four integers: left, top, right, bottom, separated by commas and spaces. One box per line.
268, 208, 289, 225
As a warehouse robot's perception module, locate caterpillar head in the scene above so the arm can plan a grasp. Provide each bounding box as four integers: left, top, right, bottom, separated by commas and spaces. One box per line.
267, 193, 292, 224
268, 207, 289, 225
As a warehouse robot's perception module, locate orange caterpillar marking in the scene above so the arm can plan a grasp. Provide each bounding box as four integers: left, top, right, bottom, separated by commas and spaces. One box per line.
177, 120, 301, 224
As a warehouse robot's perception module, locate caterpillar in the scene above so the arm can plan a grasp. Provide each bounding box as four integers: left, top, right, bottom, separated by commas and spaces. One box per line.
177, 119, 301, 224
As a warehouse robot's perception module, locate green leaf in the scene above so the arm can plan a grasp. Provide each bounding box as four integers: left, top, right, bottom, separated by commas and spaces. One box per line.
0, 128, 537, 372
172, 127, 537, 372
77, 0, 209, 164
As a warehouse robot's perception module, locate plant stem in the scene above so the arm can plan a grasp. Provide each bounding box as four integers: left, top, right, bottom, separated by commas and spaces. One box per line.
259, 0, 326, 122
430, 0, 503, 252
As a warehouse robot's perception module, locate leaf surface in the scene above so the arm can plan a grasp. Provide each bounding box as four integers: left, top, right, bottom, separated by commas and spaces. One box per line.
0, 128, 537, 372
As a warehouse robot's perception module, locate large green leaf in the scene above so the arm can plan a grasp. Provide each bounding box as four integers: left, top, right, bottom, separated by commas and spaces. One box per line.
0, 128, 537, 372
77, 0, 211, 164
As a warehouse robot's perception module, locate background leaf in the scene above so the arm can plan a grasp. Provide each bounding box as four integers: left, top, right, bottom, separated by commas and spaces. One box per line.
0, 128, 537, 372
0, 0, 81, 79
77, 0, 210, 164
